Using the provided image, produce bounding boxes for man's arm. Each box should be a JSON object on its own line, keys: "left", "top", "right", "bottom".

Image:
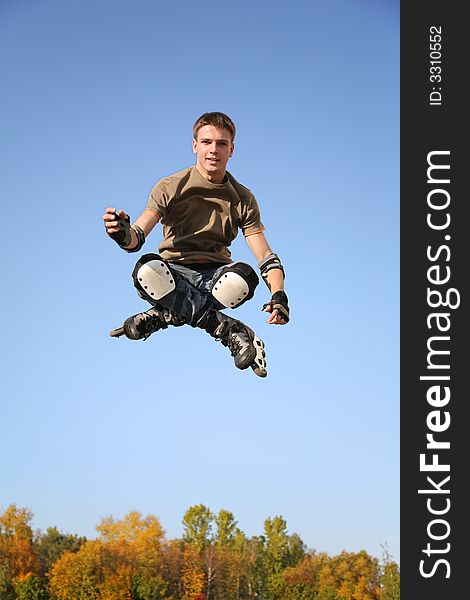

{"left": 245, "top": 231, "right": 289, "bottom": 325}
{"left": 103, "top": 207, "right": 160, "bottom": 250}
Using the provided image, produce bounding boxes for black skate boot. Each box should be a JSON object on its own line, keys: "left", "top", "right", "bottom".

{"left": 210, "top": 314, "right": 267, "bottom": 378}
{"left": 110, "top": 306, "right": 185, "bottom": 340}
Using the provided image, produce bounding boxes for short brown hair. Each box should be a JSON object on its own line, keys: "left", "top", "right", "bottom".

{"left": 193, "top": 112, "right": 236, "bottom": 142}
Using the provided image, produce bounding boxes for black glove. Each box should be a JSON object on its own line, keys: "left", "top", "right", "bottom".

{"left": 262, "top": 290, "right": 290, "bottom": 323}
{"left": 108, "top": 211, "right": 132, "bottom": 248}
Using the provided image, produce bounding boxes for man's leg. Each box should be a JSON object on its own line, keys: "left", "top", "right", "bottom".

{"left": 130, "top": 257, "right": 261, "bottom": 326}
{"left": 114, "top": 255, "right": 267, "bottom": 377}
{"left": 202, "top": 261, "right": 259, "bottom": 309}
{"left": 199, "top": 262, "right": 267, "bottom": 377}
{"left": 131, "top": 255, "right": 219, "bottom": 328}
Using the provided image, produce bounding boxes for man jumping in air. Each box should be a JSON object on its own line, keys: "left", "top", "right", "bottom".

{"left": 102, "top": 112, "right": 289, "bottom": 377}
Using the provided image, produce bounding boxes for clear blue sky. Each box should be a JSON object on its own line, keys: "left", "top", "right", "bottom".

{"left": 1, "top": 0, "right": 399, "bottom": 563}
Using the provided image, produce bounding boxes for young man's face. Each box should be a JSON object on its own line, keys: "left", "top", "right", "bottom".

{"left": 192, "top": 124, "right": 234, "bottom": 183}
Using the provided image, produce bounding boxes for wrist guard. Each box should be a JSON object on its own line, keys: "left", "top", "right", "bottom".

{"left": 258, "top": 253, "right": 285, "bottom": 287}
{"left": 108, "top": 212, "right": 145, "bottom": 252}
{"left": 125, "top": 225, "right": 145, "bottom": 253}
{"left": 108, "top": 212, "right": 131, "bottom": 247}
{"left": 262, "top": 290, "right": 290, "bottom": 323}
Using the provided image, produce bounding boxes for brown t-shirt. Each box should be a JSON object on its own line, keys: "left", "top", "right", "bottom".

{"left": 145, "top": 165, "right": 265, "bottom": 264}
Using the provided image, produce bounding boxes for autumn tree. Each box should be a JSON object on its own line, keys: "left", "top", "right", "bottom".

{"left": 48, "top": 540, "right": 104, "bottom": 599}
{"left": 181, "top": 545, "right": 206, "bottom": 600}
{"left": 49, "top": 512, "right": 167, "bottom": 600}
{"left": 161, "top": 539, "right": 184, "bottom": 599}
{"left": 213, "top": 527, "right": 257, "bottom": 600}
{"left": 49, "top": 539, "right": 137, "bottom": 599}
{"left": 0, "top": 506, "right": 34, "bottom": 541}
{"left": 0, "top": 504, "right": 39, "bottom": 597}
{"left": 283, "top": 552, "right": 324, "bottom": 599}
{"left": 207, "top": 512, "right": 239, "bottom": 600}
{"left": 182, "top": 505, "right": 218, "bottom": 599}
{"left": 332, "top": 550, "right": 381, "bottom": 600}
{"left": 97, "top": 510, "right": 165, "bottom": 576}
{"left": 204, "top": 509, "right": 238, "bottom": 600}
{"left": 2, "top": 503, "right": 394, "bottom": 600}
{"left": 97, "top": 510, "right": 167, "bottom": 599}
{"left": 34, "top": 526, "right": 86, "bottom": 578}
{"left": 282, "top": 550, "right": 382, "bottom": 600}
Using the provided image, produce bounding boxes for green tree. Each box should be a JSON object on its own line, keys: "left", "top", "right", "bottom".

{"left": 380, "top": 562, "right": 400, "bottom": 600}
{"left": 263, "top": 514, "right": 292, "bottom": 598}
{"left": 182, "top": 505, "right": 214, "bottom": 551}
{"left": 13, "top": 574, "right": 48, "bottom": 600}
{"left": 131, "top": 573, "right": 168, "bottom": 599}
{"left": 214, "top": 510, "right": 237, "bottom": 547}
{"left": 264, "top": 516, "right": 290, "bottom": 571}
{"left": 0, "top": 563, "right": 15, "bottom": 600}
{"left": 287, "top": 533, "right": 306, "bottom": 567}
{"left": 379, "top": 546, "right": 400, "bottom": 600}
{"left": 245, "top": 535, "right": 267, "bottom": 600}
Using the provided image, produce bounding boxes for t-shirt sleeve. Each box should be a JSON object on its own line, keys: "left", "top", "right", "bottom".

{"left": 145, "top": 177, "right": 172, "bottom": 220}
{"left": 241, "top": 190, "right": 265, "bottom": 236}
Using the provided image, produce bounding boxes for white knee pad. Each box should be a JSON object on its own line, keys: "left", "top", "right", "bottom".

{"left": 136, "top": 259, "right": 175, "bottom": 300}
{"left": 211, "top": 263, "right": 259, "bottom": 308}
{"left": 212, "top": 272, "right": 250, "bottom": 307}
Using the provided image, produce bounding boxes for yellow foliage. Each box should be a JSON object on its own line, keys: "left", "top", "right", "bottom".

{"left": 1, "top": 505, "right": 390, "bottom": 600}
{"left": 48, "top": 545, "right": 100, "bottom": 599}
{"left": 0, "top": 535, "right": 38, "bottom": 580}
{"left": 49, "top": 515, "right": 167, "bottom": 600}
{"left": 0, "top": 504, "right": 34, "bottom": 541}
{"left": 96, "top": 510, "right": 165, "bottom": 575}
{"left": 182, "top": 546, "right": 206, "bottom": 600}
{"left": 98, "top": 563, "right": 133, "bottom": 600}
{"left": 96, "top": 510, "right": 164, "bottom": 545}
{"left": 283, "top": 550, "right": 381, "bottom": 600}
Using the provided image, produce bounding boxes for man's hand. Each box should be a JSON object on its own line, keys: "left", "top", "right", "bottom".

{"left": 103, "top": 207, "right": 159, "bottom": 252}
{"left": 263, "top": 291, "right": 290, "bottom": 325}
{"left": 103, "top": 207, "right": 129, "bottom": 237}
{"left": 103, "top": 206, "right": 136, "bottom": 250}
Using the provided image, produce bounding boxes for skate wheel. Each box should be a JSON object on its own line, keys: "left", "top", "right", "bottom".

{"left": 109, "top": 326, "right": 125, "bottom": 338}
{"left": 251, "top": 336, "right": 267, "bottom": 377}
{"left": 252, "top": 363, "right": 268, "bottom": 378}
